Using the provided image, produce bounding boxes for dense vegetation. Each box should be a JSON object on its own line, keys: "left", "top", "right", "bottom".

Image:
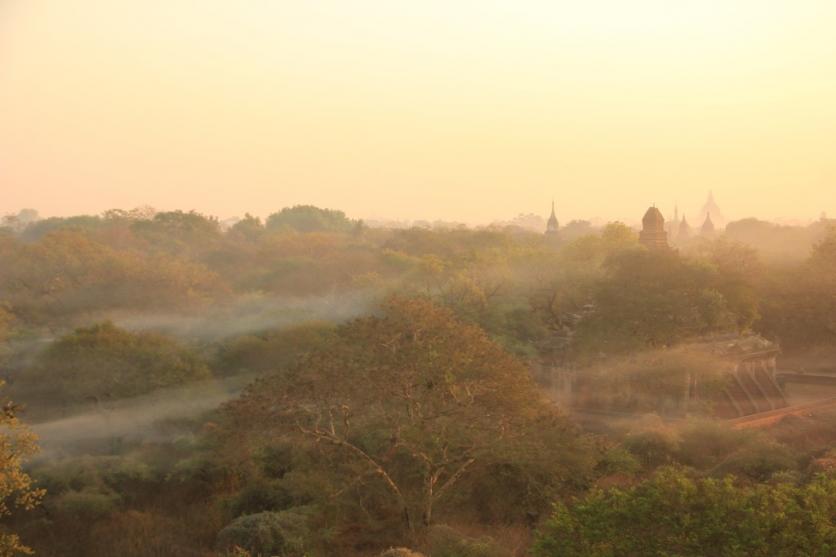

{"left": 0, "top": 206, "right": 834, "bottom": 556}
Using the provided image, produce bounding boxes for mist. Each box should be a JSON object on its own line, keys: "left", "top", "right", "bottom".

{"left": 109, "top": 289, "right": 377, "bottom": 341}
{"left": 1, "top": 1, "right": 835, "bottom": 553}
{"left": 30, "top": 375, "right": 253, "bottom": 459}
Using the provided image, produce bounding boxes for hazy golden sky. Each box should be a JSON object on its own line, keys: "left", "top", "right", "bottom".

{"left": 2, "top": 1, "right": 835, "bottom": 224}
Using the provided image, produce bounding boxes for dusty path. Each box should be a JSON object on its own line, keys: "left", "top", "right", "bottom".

{"left": 728, "top": 397, "right": 836, "bottom": 429}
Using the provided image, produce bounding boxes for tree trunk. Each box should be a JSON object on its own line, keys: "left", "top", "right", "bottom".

{"left": 423, "top": 476, "right": 435, "bottom": 526}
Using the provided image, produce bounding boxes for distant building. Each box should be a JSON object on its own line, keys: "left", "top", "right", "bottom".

{"left": 699, "top": 191, "right": 725, "bottom": 228}
{"left": 545, "top": 201, "right": 559, "bottom": 236}
{"left": 639, "top": 206, "right": 668, "bottom": 249}
{"left": 701, "top": 212, "right": 715, "bottom": 236}
{"left": 667, "top": 205, "right": 680, "bottom": 239}
{"left": 678, "top": 215, "right": 691, "bottom": 241}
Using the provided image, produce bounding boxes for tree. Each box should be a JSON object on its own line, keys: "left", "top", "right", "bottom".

{"left": 225, "top": 297, "right": 585, "bottom": 533}
{"left": 16, "top": 322, "right": 211, "bottom": 408}
{"left": 699, "top": 238, "right": 761, "bottom": 330}
{"left": 213, "top": 322, "right": 335, "bottom": 376}
{"left": 266, "top": 206, "right": 358, "bottom": 233}
{"left": 811, "top": 224, "right": 836, "bottom": 269}
{"left": 0, "top": 307, "right": 12, "bottom": 347}
{"left": 0, "top": 229, "right": 226, "bottom": 322}
{"left": 533, "top": 467, "right": 836, "bottom": 557}
{"left": 757, "top": 225, "right": 836, "bottom": 347}
{"left": 574, "top": 249, "right": 736, "bottom": 354}
{"left": 0, "top": 382, "right": 44, "bottom": 556}
{"left": 227, "top": 214, "right": 265, "bottom": 242}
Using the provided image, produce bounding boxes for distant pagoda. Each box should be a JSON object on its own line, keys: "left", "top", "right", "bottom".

{"left": 678, "top": 215, "right": 691, "bottom": 241}
{"left": 701, "top": 212, "right": 715, "bottom": 236}
{"left": 545, "top": 200, "right": 559, "bottom": 236}
{"left": 699, "top": 191, "right": 725, "bottom": 228}
{"left": 639, "top": 206, "right": 668, "bottom": 249}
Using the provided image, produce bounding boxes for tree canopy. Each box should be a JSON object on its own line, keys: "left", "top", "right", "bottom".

{"left": 225, "top": 297, "right": 594, "bottom": 533}
{"left": 15, "top": 322, "right": 211, "bottom": 409}
{"left": 534, "top": 467, "right": 836, "bottom": 557}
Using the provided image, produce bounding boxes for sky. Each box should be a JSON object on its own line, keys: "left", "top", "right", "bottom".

{"left": 2, "top": 1, "right": 835, "bottom": 225}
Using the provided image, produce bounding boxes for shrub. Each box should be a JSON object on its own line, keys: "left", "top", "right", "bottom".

{"left": 622, "top": 424, "right": 679, "bottom": 468}
{"left": 17, "top": 322, "right": 211, "bottom": 409}
{"left": 50, "top": 488, "right": 120, "bottom": 521}
{"left": 425, "top": 525, "right": 504, "bottom": 557}
{"left": 533, "top": 468, "right": 836, "bottom": 557}
{"left": 225, "top": 480, "right": 293, "bottom": 518}
{"left": 216, "top": 508, "right": 310, "bottom": 557}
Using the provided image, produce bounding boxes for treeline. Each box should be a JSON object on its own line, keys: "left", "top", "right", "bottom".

{"left": 2, "top": 205, "right": 836, "bottom": 418}
{"left": 1, "top": 206, "right": 834, "bottom": 346}
{"left": 0, "top": 205, "right": 835, "bottom": 555}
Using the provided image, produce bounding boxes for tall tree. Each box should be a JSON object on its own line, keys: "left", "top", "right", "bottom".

{"left": 0, "top": 382, "right": 43, "bottom": 556}
{"left": 225, "top": 297, "right": 585, "bottom": 532}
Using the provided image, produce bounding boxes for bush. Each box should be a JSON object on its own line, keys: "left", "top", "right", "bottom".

{"left": 50, "top": 488, "right": 120, "bottom": 521}
{"left": 425, "top": 525, "right": 504, "bottom": 557}
{"left": 595, "top": 447, "right": 642, "bottom": 476}
{"left": 213, "top": 323, "right": 334, "bottom": 376}
{"left": 674, "top": 420, "right": 749, "bottom": 470}
{"left": 714, "top": 438, "right": 797, "bottom": 481}
{"left": 216, "top": 509, "right": 310, "bottom": 557}
{"left": 225, "top": 480, "right": 293, "bottom": 518}
{"left": 622, "top": 423, "right": 679, "bottom": 468}
{"left": 675, "top": 420, "right": 797, "bottom": 479}
{"left": 533, "top": 468, "right": 836, "bottom": 557}
{"left": 17, "top": 322, "right": 211, "bottom": 409}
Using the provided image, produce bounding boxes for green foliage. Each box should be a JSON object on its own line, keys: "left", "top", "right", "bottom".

{"left": 21, "top": 215, "right": 104, "bottom": 241}
{"left": 594, "top": 446, "right": 642, "bottom": 476}
{"left": 622, "top": 426, "right": 680, "bottom": 468}
{"left": 50, "top": 488, "right": 120, "bottom": 521}
{"left": 425, "top": 525, "right": 504, "bottom": 557}
{"left": 225, "top": 297, "right": 595, "bottom": 543}
{"left": 266, "top": 205, "right": 359, "bottom": 233}
{"left": 228, "top": 214, "right": 265, "bottom": 242}
{"left": 215, "top": 508, "right": 310, "bottom": 557}
{"left": 533, "top": 468, "right": 836, "bottom": 557}
{"left": 575, "top": 249, "right": 736, "bottom": 354}
{"left": 757, "top": 225, "right": 836, "bottom": 347}
{"left": 4, "top": 206, "right": 836, "bottom": 556}
{"left": 614, "top": 419, "right": 800, "bottom": 479}
{"left": 713, "top": 438, "right": 797, "bottom": 481}
{"left": 213, "top": 322, "right": 335, "bottom": 376}
{"left": 225, "top": 480, "right": 294, "bottom": 518}
{"left": 16, "top": 322, "right": 211, "bottom": 407}
{"left": 673, "top": 420, "right": 751, "bottom": 470}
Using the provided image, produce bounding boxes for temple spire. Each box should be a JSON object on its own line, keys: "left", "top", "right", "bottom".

{"left": 545, "top": 199, "right": 559, "bottom": 236}
{"left": 639, "top": 205, "right": 668, "bottom": 249}
{"left": 701, "top": 211, "right": 715, "bottom": 235}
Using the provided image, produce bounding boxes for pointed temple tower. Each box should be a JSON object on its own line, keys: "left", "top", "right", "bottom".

{"left": 667, "top": 204, "right": 680, "bottom": 240}
{"left": 699, "top": 191, "right": 725, "bottom": 228}
{"left": 678, "top": 215, "right": 691, "bottom": 241}
{"left": 639, "top": 206, "right": 668, "bottom": 249}
{"left": 701, "top": 212, "right": 715, "bottom": 236}
{"left": 545, "top": 201, "right": 559, "bottom": 236}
